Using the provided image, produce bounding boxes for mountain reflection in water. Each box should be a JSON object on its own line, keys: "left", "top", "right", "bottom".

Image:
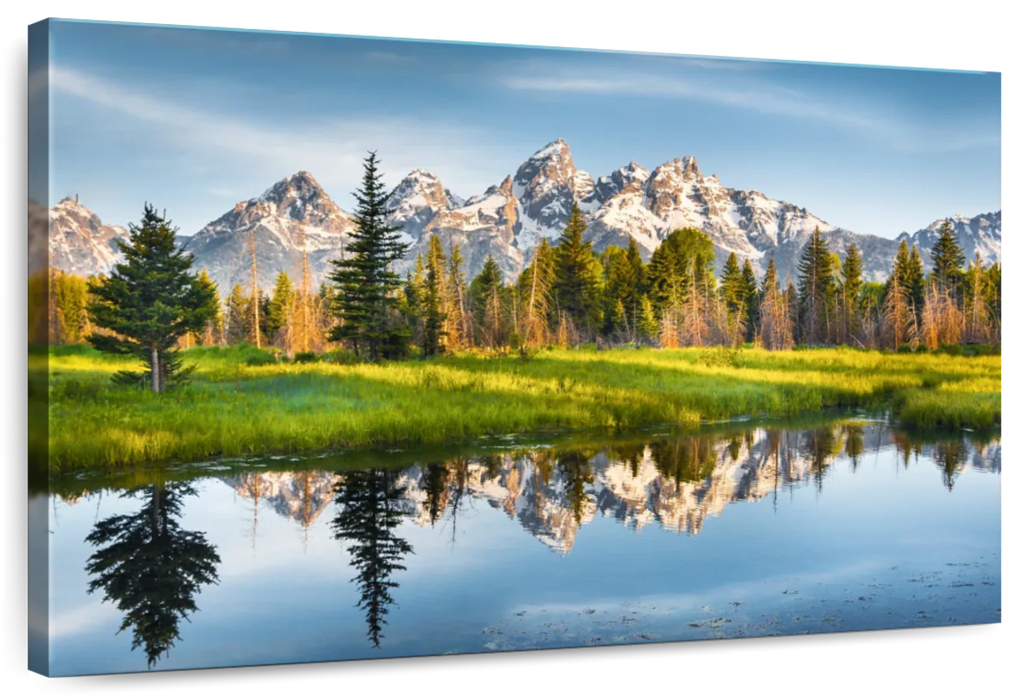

{"left": 46, "top": 420, "right": 1000, "bottom": 675}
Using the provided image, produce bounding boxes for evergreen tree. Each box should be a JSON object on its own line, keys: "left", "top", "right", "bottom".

{"left": 796, "top": 227, "right": 835, "bottom": 345}
{"left": 888, "top": 241, "right": 910, "bottom": 287}
{"left": 402, "top": 257, "right": 426, "bottom": 354}
{"left": 740, "top": 259, "right": 760, "bottom": 342}
{"left": 553, "top": 202, "right": 601, "bottom": 340}
{"left": 623, "top": 238, "right": 648, "bottom": 341}
{"left": 196, "top": 270, "right": 223, "bottom": 345}
{"left": 720, "top": 253, "right": 744, "bottom": 319}
{"left": 327, "top": 152, "right": 410, "bottom": 360}
{"left": 88, "top": 204, "right": 217, "bottom": 391}
{"left": 600, "top": 246, "right": 635, "bottom": 341}
{"left": 469, "top": 255, "right": 507, "bottom": 349}
{"left": 625, "top": 238, "right": 647, "bottom": 298}
{"left": 421, "top": 237, "right": 448, "bottom": 356}
{"left": 636, "top": 296, "right": 659, "bottom": 346}
{"left": 646, "top": 227, "right": 715, "bottom": 313}
{"left": 266, "top": 271, "right": 294, "bottom": 348}
{"left": 225, "top": 284, "right": 250, "bottom": 345}
{"left": 841, "top": 244, "right": 863, "bottom": 344}
{"left": 930, "top": 221, "right": 966, "bottom": 293}
{"left": 902, "top": 247, "right": 927, "bottom": 323}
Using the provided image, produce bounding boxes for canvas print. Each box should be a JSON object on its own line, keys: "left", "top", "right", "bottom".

{"left": 27, "top": 18, "right": 1001, "bottom": 677}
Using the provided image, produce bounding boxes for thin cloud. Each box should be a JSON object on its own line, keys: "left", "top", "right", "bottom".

{"left": 361, "top": 50, "right": 417, "bottom": 63}
{"left": 206, "top": 186, "right": 243, "bottom": 199}
{"left": 502, "top": 71, "right": 997, "bottom": 154}
{"left": 50, "top": 66, "right": 515, "bottom": 211}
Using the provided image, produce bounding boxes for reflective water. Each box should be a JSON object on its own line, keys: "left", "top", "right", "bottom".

{"left": 40, "top": 419, "right": 1001, "bottom": 676}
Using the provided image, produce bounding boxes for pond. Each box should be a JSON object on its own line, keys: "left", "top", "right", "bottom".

{"left": 36, "top": 417, "right": 1001, "bottom": 676}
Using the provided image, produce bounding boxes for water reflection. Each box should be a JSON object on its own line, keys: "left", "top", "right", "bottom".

{"left": 331, "top": 469, "right": 414, "bottom": 647}
{"left": 84, "top": 483, "right": 220, "bottom": 668}
{"left": 66, "top": 420, "right": 999, "bottom": 670}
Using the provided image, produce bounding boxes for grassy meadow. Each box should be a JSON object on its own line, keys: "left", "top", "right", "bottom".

{"left": 39, "top": 342, "right": 1000, "bottom": 472}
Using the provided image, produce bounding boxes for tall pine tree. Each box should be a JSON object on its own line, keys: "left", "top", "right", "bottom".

{"left": 196, "top": 270, "right": 224, "bottom": 346}
{"left": 328, "top": 152, "right": 409, "bottom": 360}
{"left": 902, "top": 247, "right": 926, "bottom": 323}
{"left": 421, "top": 236, "right": 448, "bottom": 356}
{"left": 796, "top": 227, "right": 835, "bottom": 345}
{"left": 225, "top": 284, "right": 249, "bottom": 345}
{"left": 469, "top": 255, "right": 507, "bottom": 349}
{"left": 720, "top": 253, "right": 744, "bottom": 319}
{"left": 553, "top": 202, "right": 601, "bottom": 340}
{"left": 740, "top": 260, "right": 760, "bottom": 343}
{"left": 930, "top": 221, "right": 966, "bottom": 293}
{"left": 266, "top": 271, "right": 294, "bottom": 348}
{"left": 841, "top": 244, "right": 863, "bottom": 344}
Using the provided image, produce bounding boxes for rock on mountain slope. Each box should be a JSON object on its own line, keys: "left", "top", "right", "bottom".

{"left": 48, "top": 197, "right": 127, "bottom": 277}
{"left": 183, "top": 171, "right": 355, "bottom": 295}
{"left": 46, "top": 140, "right": 1001, "bottom": 292}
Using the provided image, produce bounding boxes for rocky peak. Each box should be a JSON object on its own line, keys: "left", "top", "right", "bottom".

{"left": 513, "top": 139, "right": 584, "bottom": 232}
{"left": 48, "top": 198, "right": 127, "bottom": 276}
{"left": 594, "top": 161, "right": 652, "bottom": 202}
{"left": 683, "top": 155, "right": 701, "bottom": 179}
{"left": 388, "top": 170, "right": 449, "bottom": 208}
{"left": 257, "top": 171, "right": 340, "bottom": 225}
{"left": 514, "top": 140, "right": 578, "bottom": 188}
{"left": 51, "top": 196, "right": 120, "bottom": 237}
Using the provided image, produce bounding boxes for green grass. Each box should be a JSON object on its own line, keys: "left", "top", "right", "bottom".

{"left": 44, "top": 343, "right": 1000, "bottom": 471}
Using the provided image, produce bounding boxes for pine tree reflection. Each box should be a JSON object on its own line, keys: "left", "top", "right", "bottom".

{"left": 84, "top": 483, "right": 220, "bottom": 669}
{"left": 331, "top": 469, "right": 414, "bottom": 647}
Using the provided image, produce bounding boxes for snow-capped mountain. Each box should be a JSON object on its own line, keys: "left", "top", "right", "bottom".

{"left": 45, "top": 140, "right": 1001, "bottom": 291}
{"left": 385, "top": 169, "right": 463, "bottom": 243}
{"left": 48, "top": 196, "right": 127, "bottom": 277}
{"left": 898, "top": 212, "right": 1002, "bottom": 268}
{"left": 183, "top": 171, "right": 355, "bottom": 295}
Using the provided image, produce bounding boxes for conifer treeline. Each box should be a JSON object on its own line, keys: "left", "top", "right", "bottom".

{"left": 50, "top": 214, "right": 1000, "bottom": 356}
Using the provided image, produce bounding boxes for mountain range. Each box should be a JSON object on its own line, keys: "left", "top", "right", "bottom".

{"left": 46, "top": 139, "right": 1001, "bottom": 293}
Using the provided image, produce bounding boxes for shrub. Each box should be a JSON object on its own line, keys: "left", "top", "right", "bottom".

{"left": 51, "top": 377, "right": 106, "bottom": 402}
{"left": 325, "top": 348, "right": 361, "bottom": 365}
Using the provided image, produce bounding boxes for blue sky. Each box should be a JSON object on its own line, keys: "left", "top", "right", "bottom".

{"left": 44, "top": 19, "right": 1001, "bottom": 238}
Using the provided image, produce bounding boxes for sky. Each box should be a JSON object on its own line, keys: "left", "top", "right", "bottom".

{"left": 42, "top": 19, "right": 1001, "bottom": 239}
